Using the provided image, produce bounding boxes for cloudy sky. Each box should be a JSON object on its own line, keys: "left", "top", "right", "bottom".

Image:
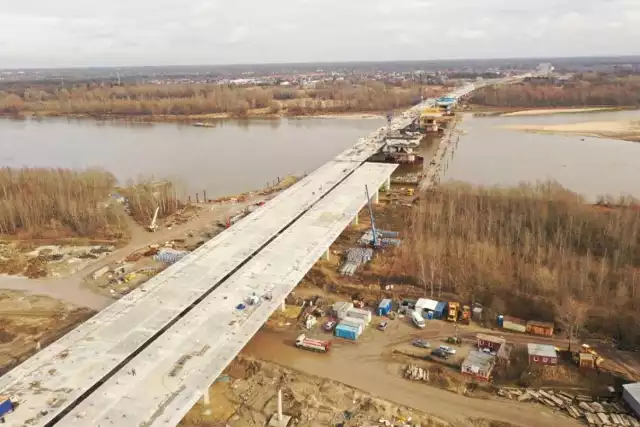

{"left": 1, "top": 0, "right": 639, "bottom": 68}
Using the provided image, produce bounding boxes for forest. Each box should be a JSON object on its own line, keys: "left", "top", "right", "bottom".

{"left": 470, "top": 74, "right": 640, "bottom": 107}
{"left": 0, "top": 81, "right": 441, "bottom": 118}
{"left": 405, "top": 182, "right": 640, "bottom": 346}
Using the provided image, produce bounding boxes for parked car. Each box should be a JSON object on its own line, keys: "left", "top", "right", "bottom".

{"left": 447, "top": 336, "right": 462, "bottom": 344}
{"left": 378, "top": 321, "right": 388, "bottom": 331}
{"left": 323, "top": 320, "right": 336, "bottom": 332}
{"left": 412, "top": 339, "right": 431, "bottom": 349}
{"left": 481, "top": 347, "right": 497, "bottom": 356}
{"left": 431, "top": 348, "right": 449, "bottom": 359}
{"left": 439, "top": 345, "right": 457, "bottom": 355}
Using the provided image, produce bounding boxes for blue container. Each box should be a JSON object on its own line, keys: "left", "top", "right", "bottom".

{"left": 377, "top": 299, "right": 392, "bottom": 316}
{"left": 434, "top": 301, "right": 447, "bottom": 319}
{"left": 426, "top": 310, "right": 434, "bottom": 320}
{"left": 335, "top": 323, "right": 359, "bottom": 341}
{"left": 0, "top": 398, "right": 13, "bottom": 418}
{"left": 497, "top": 315, "right": 504, "bottom": 328}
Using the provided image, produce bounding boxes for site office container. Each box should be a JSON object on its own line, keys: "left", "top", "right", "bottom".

{"left": 502, "top": 316, "right": 526, "bottom": 333}
{"left": 346, "top": 308, "right": 372, "bottom": 324}
{"left": 526, "top": 321, "right": 554, "bottom": 337}
{"left": 377, "top": 299, "right": 392, "bottom": 316}
{"left": 339, "top": 317, "right": 365, "bottom": 334}
{"left": 434, "top": 301, "right": 447, "bottom": 319}
{"left": 335, "top": 324, "right": 360, "bottom": 341}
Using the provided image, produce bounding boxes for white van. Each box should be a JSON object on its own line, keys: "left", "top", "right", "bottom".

{"left": 411, "top": 311, "right": 426, "bottom": 329}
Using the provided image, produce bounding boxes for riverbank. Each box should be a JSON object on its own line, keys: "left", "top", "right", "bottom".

{"left": 1, "top": 109, "right": 389, "bottom": 124}
{"left": 502, "top": 119, "right": 640, "bottom": 142}
{"left": 471, "top": 106, "right": 626, "bottom": 117}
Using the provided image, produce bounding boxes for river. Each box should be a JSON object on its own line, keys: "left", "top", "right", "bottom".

{"left": 445, "top": 110, "right": 640, "bottom": 200}
{"left": 0, "top": 116, "right": 385, "bottom": 198}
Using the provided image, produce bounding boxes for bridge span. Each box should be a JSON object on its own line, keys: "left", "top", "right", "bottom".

{"left": 0, "top": 77, "right": 520, "bottom": 426}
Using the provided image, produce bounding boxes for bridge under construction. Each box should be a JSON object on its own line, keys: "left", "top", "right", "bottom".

{"left": 0, "top": 76, "right": 524, "bottom": 427}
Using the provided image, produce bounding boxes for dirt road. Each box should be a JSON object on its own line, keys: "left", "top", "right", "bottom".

{"left": 243, "top": 329, "right": 581, "bottom": 427}
{"left": 0, "top": 198, "right": 262, "bottom": 310}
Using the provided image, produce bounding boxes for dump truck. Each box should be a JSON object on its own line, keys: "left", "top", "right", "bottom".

{"left": 447, "top": 302, "right": 459, "bottom": 322}
{"left": 295, "top": 334, "right": 331, "bottom": 353}
{"left": 460, "top": 305, "right": 471, "bottom": 324}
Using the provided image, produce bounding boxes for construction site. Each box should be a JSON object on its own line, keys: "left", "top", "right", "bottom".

{"left": 2, "top": 73, "right": 640, "bottom": 427}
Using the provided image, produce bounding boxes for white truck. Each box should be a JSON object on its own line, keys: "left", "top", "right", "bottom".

{"left": 411, "top": 311, "right": 426, "bottom": 329}
{"left": 295, "top": 334, "right": 331, "bottom": 353}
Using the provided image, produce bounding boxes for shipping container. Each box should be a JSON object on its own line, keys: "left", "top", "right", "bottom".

{"left": 502, "top": 316, "right": 526, "bottom": 333}
{"left": 434, "top": 301, "right": 447, "bottom": 319}
{"left": 377, "top": 299, "right": 392, "bottom": 316}
{"left": 339, "top": 317, "right": 365, "bottom": 334}
{"left": 346, "top": 308, "right": 372, "bottom": 324}
{"left": 0, "top": 397, "right": 13, "bottom": 419}
{"left": 335, "top": 324, "right": 359, "bottom": 341}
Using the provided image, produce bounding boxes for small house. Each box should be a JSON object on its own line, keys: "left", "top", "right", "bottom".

{"left": 526, "top": 320, "right": 554, "bottom": 337}
{"left": 461, "top": 351, "right": 495, "bottom": 381}
{"left": 477, "top": 334, "right": 505, "bottom": 351}
{"left": 527, "top": 344, "right": 558, "bottom": 366}
{"left": 377, "top": 299, "right": 392, "bottom": 316}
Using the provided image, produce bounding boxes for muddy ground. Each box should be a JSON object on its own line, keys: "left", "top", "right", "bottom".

{"left": 0, "top": 290, "right": 93, "bottom": 375}
{"left": 180, "top": 356, "right": 507, "bottom": 427}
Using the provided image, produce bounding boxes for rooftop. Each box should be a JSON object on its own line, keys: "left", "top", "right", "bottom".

{"left": 476, "top": 334, "right": 506, "bottom": 345}
{"left": 623, "top": 383, "right": 640, "bottom": 402}
{"left": 527, "top": 343, "right": 557, "bottom": 358}
{"left": 462, "top": 351, "right": 496, "bottom": 371}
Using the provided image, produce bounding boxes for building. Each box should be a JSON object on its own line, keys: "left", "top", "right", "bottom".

{"left": 526, "top": 320, "right": 554, "bottom": 337}
{"left": 415, "top": 298, "right": 438, "bottom": 317}
{"left": 527, "top": 344, "right": 558, "bottom": 366}
{"left": 477, "top": 334, "right": 506, "bottom": 351}
{"left": 461, "top": 351, "right": 496, "bottom": 381}
{"left": 622, "top": 383, "right": 640, "bottom": 418}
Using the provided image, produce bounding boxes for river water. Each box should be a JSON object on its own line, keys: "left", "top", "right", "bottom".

{"left": 0, "top": 117, "right": 385, "bottom": 198}
{"left": 3, "top": 110, "right": 640, "bottom": 201}
{"left": 445, "top": 110, "right": 640, "bottom": 200}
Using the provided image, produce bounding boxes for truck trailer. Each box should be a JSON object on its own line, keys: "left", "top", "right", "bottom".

{"left": 295, "top": 334, "right": 331, "bottom": 353}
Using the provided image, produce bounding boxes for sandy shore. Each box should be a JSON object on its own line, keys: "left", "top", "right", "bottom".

{"left": 501, "top": 107, "right": 619, "bottom": 117}
{"left": 502, "top": 120, "right": 640, "bottom": 142}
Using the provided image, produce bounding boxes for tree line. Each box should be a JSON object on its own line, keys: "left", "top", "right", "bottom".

{"left": 0, "top": 81, "right": 436, "bottom": 117}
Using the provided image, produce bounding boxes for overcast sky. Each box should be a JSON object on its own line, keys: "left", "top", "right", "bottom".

{"left": 1, "top": 0, "right": 639, "bottom": 68}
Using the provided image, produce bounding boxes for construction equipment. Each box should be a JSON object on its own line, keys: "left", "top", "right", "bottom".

{"left": 295, "top": 334, "right": 331, "bottom": 353}
{"left": 147, "top": 206, "right": 160, "bottom": 232}
{"left": 364, "top": 185, "right": 378, "bottom": 247}
{"left": 460, "top": 305, "right": 471, "bottom": 324}
{"left": 447, "top": 302, "right": 460, "bottom": 322}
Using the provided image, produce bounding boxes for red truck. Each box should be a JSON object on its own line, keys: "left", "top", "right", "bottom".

{"left": 295, "top": 334, "right": 331, "bottom": 353}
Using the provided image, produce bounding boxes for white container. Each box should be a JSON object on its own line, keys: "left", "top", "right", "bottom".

{"left": 346, "top": 308, "right": 372, "bottom": 324}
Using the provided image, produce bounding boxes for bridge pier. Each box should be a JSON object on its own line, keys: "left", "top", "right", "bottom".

{"left": 201, "top": 389, "right": 211, "bottom": 415}
{"left": 383, "top": 177, "right": 391, "bottom": 191}
{"left": 373, "top": 191, "right": 379, "bottom": 204}
{"left": 323, "top": 248, "right": 331, "bottom": 261}
{"left": 281, "top": 300, "right": 286, "bottom": 312}
{"left": 352, "top": 215, "right": 359, "bottom": 226}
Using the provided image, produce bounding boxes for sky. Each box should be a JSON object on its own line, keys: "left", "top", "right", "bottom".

{"left": 1, "top": 0, "right": 640, "bottom": 68}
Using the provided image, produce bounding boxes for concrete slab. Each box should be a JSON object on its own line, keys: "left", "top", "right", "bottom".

{"left": 268, "top": 414, "right": 292, "bottom": 427}
{"left": 57, "top": 163, "right": 398, "bottom": 427}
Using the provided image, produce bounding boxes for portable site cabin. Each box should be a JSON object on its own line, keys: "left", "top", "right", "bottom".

{"left": 332, "top": 301, "right": 354, "bottom": 320}
{"left": 501, "top": 315, "right": 527, "bottom": 333}
{"left": 340, "top": 316, "right": 366, "bottom": 334}
{"left": 377, "top": 299, "right": 392, "bottom": 316}
{"left": 415, "top": 298, "right": 438, "bottom": 318}
{"left": 347, "top": 308, "right": 372, "bottom": 324}
{"left": 526, "top": 320, "right": 554, "bottom": 337}
{"left": 434, "top": 301, "right": 447, "bottom": 319}
{"left": 335, "top": 324, "right": 360, "bottom": 341}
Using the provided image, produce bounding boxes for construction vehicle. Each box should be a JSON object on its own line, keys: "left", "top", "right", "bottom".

{"left": 573, "top": 344, "right": 604, "bottom": 368}
{"left": 447, "top": 302, "right": 460, "bottom": 322}
{"left": 147, "top": 206, "right": 160, "bottom": 232}
{"left": 364, "top": 185, "right": 379, "bottom": 248}
{"left": 295, "top": 334, "right": 331, "bottom": 353}
{"left": 460, "top": 305, "right": 471, "bottom": 324}
{"left": 406, "top": 188, "right": 414, "bottom": 196}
